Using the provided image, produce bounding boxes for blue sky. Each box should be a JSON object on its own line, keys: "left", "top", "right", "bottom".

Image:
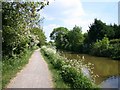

{"left": 40, "top": 0, "right": 119, "bottom": 41}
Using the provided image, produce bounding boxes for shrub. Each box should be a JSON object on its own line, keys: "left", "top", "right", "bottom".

{"left": 54, "top": 58, "right": 65, "bottom": 70}
{"left": 41, "top": 46, "right": 98, "bottom": 89}
{"left": 61, "top": 65, "right": 96, "bottom": 88}
{"left": 61, "top": 65, "right": 77, "bottom": 84}
{"left": 90, "top": 37, "right": 120, "bottom": 60}
{"left": 2, "top": 49, "right": 33, "bottom": 89}
{"left": 110, "top": 43, "right": 120, "bottom": 59}
{"left": 91, "top": 37, "right": 109, "bottom": 56}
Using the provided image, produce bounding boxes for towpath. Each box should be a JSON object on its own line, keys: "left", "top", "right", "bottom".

{"left": 7, "top": 49, "right": 53, "bottom": 88}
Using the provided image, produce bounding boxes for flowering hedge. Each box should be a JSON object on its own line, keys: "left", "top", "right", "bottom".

{"left": 41, "top": 46, "right": 98, "bottom": 89}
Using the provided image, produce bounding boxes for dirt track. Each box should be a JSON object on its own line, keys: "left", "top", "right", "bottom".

{"left": 7, "top": 49, "right": 53, "bottom": 88}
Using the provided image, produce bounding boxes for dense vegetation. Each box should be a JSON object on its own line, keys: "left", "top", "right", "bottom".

{"left": 2, "top": 1, "right": 120, "bottom": 89}
{"left": 41, "top": 46, "right": 98, "bottom": 89}
{"left": 41, "top": 47, "right": 70, "bottom": 88}
{"left": 2, "top": 2, "right": 48, "bottom": 89}
{"left": 2, "top": 2, "right": 47, "bottom": 57}
{"left": 2, "top": 49, "right": 33, "bottom": 89}
{"left": 50, "top": 19, "right": 120, "bottom": 60}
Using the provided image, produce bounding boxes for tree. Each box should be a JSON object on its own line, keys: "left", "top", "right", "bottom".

{"left": 91, "top": 36, "right": 110, "bottom": 56}
{"left": 2, "top": 2, "right": 48, "bottom": 57}
{"left": 67, "top": 26, "right": 84, "bottom": 52}
{"left": 83, "top": 33, "right": 89, "bottom": 53}
{"left": 50, "top": 27, "right": 68, "bottom": 49}
{"left": 50, "top": 26, "right": 84, "bottom": 52}
{"left": 30, "top": 27, "right": 46, "bottom": 47}
{"left": 112, "top": 24, "right": 120, "bottom": 39}
{"left": 87, "top": 19, "right": 115, "bottom": 44}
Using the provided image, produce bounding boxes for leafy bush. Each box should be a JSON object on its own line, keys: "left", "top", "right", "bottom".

{"left": 61, "top": 65, "right": 77, "bottom": 84}
{"left": 110, "top": 43, "right": 120, "bottom": 59}
{"left": 90, "top": 37, "right": 120, "bottom": 60}
{"left": 54, "top": 58, "right": 65, "bottom": 69}
{"left": 2, "top": 2, "right": 47, "bottom": 57}
{"left": 41, "top": 46, "right": 98, "bottom": 89}
{"left": 2, "top": 48, "right": 33, "bottom": 89}
{"left": 61, "top": 65, "right": 96, "bottom": 88}
{"left": 90, "top": 37, "right": 109, "bottom": 56}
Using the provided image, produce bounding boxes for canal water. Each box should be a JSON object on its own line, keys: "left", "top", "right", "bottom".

{"left": 60, "top": 51, "right": 120, "bottom": 88}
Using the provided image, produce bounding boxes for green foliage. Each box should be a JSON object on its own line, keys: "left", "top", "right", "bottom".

{"left": 50, "top": 27, "right": 69, "bottom": 49}
{"left": 83, "top": 33, "right": 90, "bottom": 53}
{"left": 87, "top": 19, "right": 120, "bottom": 59}
{"left": 91, "top": 37, "right": 110, "bottom": 56}
{"left": 50, "top": 25, "right": 84, "bottom": 52}
{"left": 67, "top": 26, "right": 84, "bottom": 52}
{"left": 110, "top": 43, "right": 120, "bottom": 59}
{"left": 50, "top": 19, "right": 120, "bottom": 60}
{"left": 61, "top": 65, "right": 79, "bottom": 85}
{"left": 30, "top": 27, "right": 46, "bottom": 47}
{"left": 91, "top": 37, "right": 120, "bottom": 59}
{"left": 41, "top": 49, "right": 69, "bottom": 88}
{"left": 41, "top": 46, "right": 98, "bottom": 89}
{"left": 2, "top": 2, "right": 47, "bottom": 57}
{"left": 47, "top": 41, "right": 55, "bottom": 46}
{"left": 87, "top": 19, "right": 115, "bottom": 44}
{"left": 2, "top": 49, "right": 33, "bottom": 89}
{"left": 112, "top": 24, "right": 120, "bottom": 39}
{"left": 3, "top": 26, "right": 30, "bottom": 56}
{"left": 2, "top": 2, "right": 48, "bottom": 89}
{"left": 110, "top": 39, "right": 120, "bottom": 44}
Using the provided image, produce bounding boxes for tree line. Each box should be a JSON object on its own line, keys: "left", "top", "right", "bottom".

{"left": 50, "top": 19, "right": 120, "bottom": 60}
{"left": 2, "top": 2, "right": 48, "bottom": 58}
{"left": 2, "top": 2, "right": 49, "bottom": 88}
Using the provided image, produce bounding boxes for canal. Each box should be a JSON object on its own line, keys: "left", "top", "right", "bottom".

{"left": 60, "top": 51, "right": 120, "bottom": 88}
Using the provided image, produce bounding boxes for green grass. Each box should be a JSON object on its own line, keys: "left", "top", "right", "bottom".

{"left": 40, "top": 49, "right": 70, "bottom": 88}
{"left": 2, "top": 49, "right": 34, "bottom": 89}
{"left": 0, "top": 60, "right": 2, "bottom": 90}
{"left": 41, "top": 46, "right": 99, "bottom": 89}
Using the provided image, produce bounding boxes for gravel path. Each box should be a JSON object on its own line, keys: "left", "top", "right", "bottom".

{"left": 7, "top": 49, "right": 53, "bottom": 88}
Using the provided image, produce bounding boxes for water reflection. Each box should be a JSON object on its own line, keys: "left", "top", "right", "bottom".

{"left": 100, "top": 76, "right": 120, "bottom": 88}
{"left": 60, "top": 51, "right": 120, "bottom": 85}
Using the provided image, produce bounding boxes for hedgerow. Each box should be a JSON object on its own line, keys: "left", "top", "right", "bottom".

{"left": 41, "top": 46, "right": 99, "bottom": 89}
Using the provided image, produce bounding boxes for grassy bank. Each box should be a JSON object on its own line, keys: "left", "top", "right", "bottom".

{"left": 2, "top": 48, "right": 34, "bottom": 89}
{"left": 41, "top": 46, "right": 99, "bottom": 89}
{"left": 41, "top": 49, "right": 69, "bottom": 88}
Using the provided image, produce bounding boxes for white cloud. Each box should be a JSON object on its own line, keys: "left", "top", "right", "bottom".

{"left": 57, "top": 0, "right": 85, "bottom": 17}
{"left": 42, "top": 0, "right": 117, "bottom": 41}
{"left": 43, "top": 24, "right": 60, "bottom": 41}
{"left": 62, "top": 16, "right": 94, "bottom": 33}
{"left": 42, "top": 0, "right": 86, "bottom": 41}
{"left": 57, "top": 0, "right": 82, "bottom": 9}
{"left": 44, "top": 24, "right": 60, "bottom": 30}
{"left": 43, "top": 0, "right": 85, "bottom": 18}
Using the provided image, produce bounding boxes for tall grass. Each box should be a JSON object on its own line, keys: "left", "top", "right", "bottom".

{"left": 41, "top": 46, "right": 99, "bottom": 89}
{"left": 41, "top": 50, "right": 69, "bottom": 88}
{"left": 2, "top": 48, "right": 34, "bottom": 89}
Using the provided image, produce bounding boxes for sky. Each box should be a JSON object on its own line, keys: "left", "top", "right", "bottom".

{"left": 40, "top": 0, "right": 119, "bottom": 41}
